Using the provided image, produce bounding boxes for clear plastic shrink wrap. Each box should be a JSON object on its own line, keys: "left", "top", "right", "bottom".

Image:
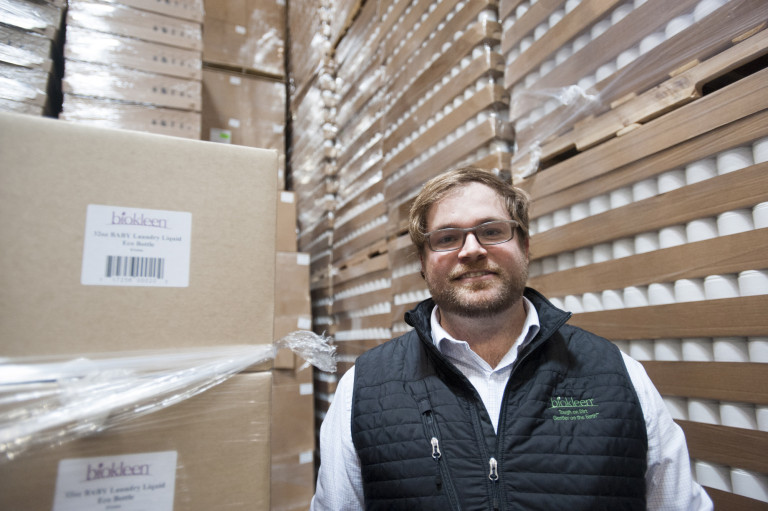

{"left": 64, "top": 26, "right": 203, "bottom": 80}
{"left": 66, "top": 0, "right": 203, "bottom": 51}
{"left": 0, "top": 61, "right": 48, "bottom": 103}
{"left": 506, "top": 0, "right": 768, "bottom": 178}
{"left": 0, "top": 331, "right": 335, "bottom": 463}
{"left": 201, "top": 0, "right": 284, "bottom": 77}
{"left": 0, "top": 0, "right": 62, "bottom": 113}
{"left": 0, "top": 0, "right": 63, "bottom": 36}
{"left": 0, "top": 24, "right": 52, "bottom": 70}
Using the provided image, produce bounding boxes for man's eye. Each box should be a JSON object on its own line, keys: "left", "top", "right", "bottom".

{"left": 435, "top": 232, "right": 459, "bottom": 245}
{"left": 480, "top": 228, "right": 502, "bottom": 236}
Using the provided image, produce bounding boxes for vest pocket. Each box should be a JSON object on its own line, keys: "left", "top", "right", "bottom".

{"left": 419, "top": 399, "right": 462, "bottom": 510}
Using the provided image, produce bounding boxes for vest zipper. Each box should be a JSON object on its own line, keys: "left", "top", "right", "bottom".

{"left": 489, "top": 457, "right": 500, "bottom": 510}
{"left": 468, "top": 402, "right": 503, "bottom": 511}
{"left": 423, "top": 409, "right": 461, "bottom": 510}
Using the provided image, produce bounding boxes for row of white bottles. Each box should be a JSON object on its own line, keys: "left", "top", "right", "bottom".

{"left": 661, "top": 395, "right": 767, "bottom": 431}
{"left": 531, "top": 138, "right": 767, "bottom": 238}
{"left": 693, "top": 460, "right": 768, "bottom": 502}
{"left": 531, "top": 204, "right": 767, "bottom": 277}
{"left": 613, "top": 337, "right": 768, "bottom": 363}
{"left": 548, "top": 270, "right": 768, "bottom": 313}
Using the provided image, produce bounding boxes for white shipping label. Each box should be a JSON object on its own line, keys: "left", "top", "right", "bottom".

{"left": 52, "top": 451, "right": 178, "bottom": 511}
{"left": 81, "top": 205, "right": 192, "bottom": 287}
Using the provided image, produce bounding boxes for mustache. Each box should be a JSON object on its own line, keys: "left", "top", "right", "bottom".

{"left": 448, "top": 263, "right": 502, "bottom": 280}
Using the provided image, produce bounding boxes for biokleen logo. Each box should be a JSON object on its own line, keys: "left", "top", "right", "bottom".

{"left": 549, "top": 395, "right": 600, "bottom": 421}
{"left": 112, "top": 211, "right": 168, "bottom": 229}
{"left": 85, "top": 460, "right": 151, "bottom": 481}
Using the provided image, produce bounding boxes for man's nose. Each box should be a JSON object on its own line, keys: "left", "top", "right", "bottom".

{"left": 458, "top": 232, "right": 487, "bottom": 258}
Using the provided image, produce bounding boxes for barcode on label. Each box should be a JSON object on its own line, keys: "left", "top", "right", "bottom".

{"left": 106, "top": 256, "right": 165, "bottom": 279}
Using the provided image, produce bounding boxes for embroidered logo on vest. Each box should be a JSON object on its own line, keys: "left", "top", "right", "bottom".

{"left": 549, "top": 395, "right": 600, "bottom": 421}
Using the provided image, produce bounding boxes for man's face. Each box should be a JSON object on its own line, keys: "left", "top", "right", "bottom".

{"left": 420, "top": 182, "right": 529, "bottom": 318}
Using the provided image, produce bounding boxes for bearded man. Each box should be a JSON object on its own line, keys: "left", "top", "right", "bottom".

{"left": 311, "top": 167, "right": 712, "bottom": 510}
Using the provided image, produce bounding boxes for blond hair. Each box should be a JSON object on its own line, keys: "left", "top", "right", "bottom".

{"left": 408, "top": 167, "right": 530, "bottom": 254}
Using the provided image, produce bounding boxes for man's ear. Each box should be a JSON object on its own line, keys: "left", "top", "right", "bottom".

{"left": 419, "top": 253, "right": 426, "bottom": 279}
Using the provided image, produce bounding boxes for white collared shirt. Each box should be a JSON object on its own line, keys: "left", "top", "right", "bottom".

{"left": 311, "top": 301, "right": 713, "bottom": 510}
{"left": 431, "top": 297, "right": 540, "bottom": 432}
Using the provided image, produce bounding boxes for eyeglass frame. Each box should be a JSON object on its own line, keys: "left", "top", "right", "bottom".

{"left": 423, "top": 219, "right": 520, "bottom": 252}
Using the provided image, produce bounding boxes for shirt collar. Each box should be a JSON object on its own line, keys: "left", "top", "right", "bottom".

{"left": 430, "top": 296, "right": 541, "bottom": 368}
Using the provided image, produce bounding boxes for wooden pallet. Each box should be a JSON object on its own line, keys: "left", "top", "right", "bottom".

{"left": 516, "top": 63, "right": 768, "bottom": 201}
{"left": 525, "top": 107, "right": 768, "bottom": 218}
{"left": 331, "top": 236, "right": 389, "bottom": 275}
{"left": 539, "top": 27, "right": 768, "bottom": 166}
{"left": 570, "top": 295, "right": 766, "bottom": 340}
{"left": 511, "top": 0, "right": 768, "bottom": 176}
{"left": 503, "top": 0, "right": 699, "bottom": 91}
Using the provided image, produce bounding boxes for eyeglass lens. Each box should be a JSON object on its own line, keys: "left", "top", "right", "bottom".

{"left": 428, "top": 220, "right": 515, "bottom": 251}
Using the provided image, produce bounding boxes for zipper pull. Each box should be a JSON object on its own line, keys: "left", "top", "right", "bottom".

{"left": 431, "top": 437, "right": 442, "bottom": 460}
{"left": 488, "top": 457, "right": 499, "bottom": 481}
{"left": 431, "top": 437, "right": 443, "bottom": 490}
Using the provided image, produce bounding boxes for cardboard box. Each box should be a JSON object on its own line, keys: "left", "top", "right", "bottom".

{"left": 67, "top": 0, "right": 203, "bottom": 51}
{"left": 272, "top": 366, "right": 314, "bottom": 455}
{"left": 60, "top": 95, "right": 202, "bottom": 140}
{"left": 276, "top": 190, "right": 298, "bottom": 252}
{"left": 271, "top": 451, "right": 316, "bottom": 511}
{"left": 63, "top": 60, "right": 201, "bottom": 111}
{"left": 0, "top": 61, "right": 50, "bottom": 105}
{"left": 1, "top": 0, "right": 64, "bottom": 39}
{"left": 0, "top": 112, "right": 278, "bottom": 356}
{"left": 271, "top": 366, "right": 315, "bottom": 511}
{"left": 65, "top": 26, "right": 202, "bottom": 80}
{"left": 275, "top": 252, "right": 312, "bottom": 317}
{"left": 0, "top": 371, "right": 272, "bottom": 511}
{"left": 0, "top": 24, "right": 54, "bottom": 72}
{"left": 202, "top": 0, "right": 284, "bottom": 76}
{"left": 201, "top": 67, "right": 285, "bottom": 150}
{"left": 0, "top": 97, "right": 45, "bottom": 115}
{"left": 273, "top": 251, "right": 312, "bottom": 369}
{"left": 101, "top": 0, "right": 205, "bottom": 23}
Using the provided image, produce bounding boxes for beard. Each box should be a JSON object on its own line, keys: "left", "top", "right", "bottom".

{"left": 424, "top": 258, "right": 529, "bottom": 318}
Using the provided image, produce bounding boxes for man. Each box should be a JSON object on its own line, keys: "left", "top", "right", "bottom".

{"left": 311, "top": 167, "right": 712, "bottom": 510}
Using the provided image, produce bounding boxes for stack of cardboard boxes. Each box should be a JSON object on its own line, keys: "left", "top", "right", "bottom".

{"left": 2, "top": 1, "right": 317, "bottom": 507}
{"left": 0, "top": 0, "right": 65, "bottom": 115}
{"left": 272, "top": 190, "right": 317, "bottom": 511}
{"left": 285, "top": 0, "right": 338, "bottom": 389}
{"left": 201, "top": 0, "right": 284, "bottom": 78}
{"left": 4, "top": 0, "right": 289, "bottom": 185}
{"left": 0, "top": 112, "right": 279, "bottom": 509}
{"left": 60, "top": 0, "right": 204, "bottom": 139}
{"left": 200, "top": 0, "right": 287, "bottom": 187}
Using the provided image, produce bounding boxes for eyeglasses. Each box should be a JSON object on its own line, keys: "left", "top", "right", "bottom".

{"left": 425, "top": 220, "right": 519, "bottom": 252}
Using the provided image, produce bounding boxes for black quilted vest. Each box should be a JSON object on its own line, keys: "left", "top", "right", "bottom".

{"left": 351, "top": 288, "right": 648, "bottom": 510}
